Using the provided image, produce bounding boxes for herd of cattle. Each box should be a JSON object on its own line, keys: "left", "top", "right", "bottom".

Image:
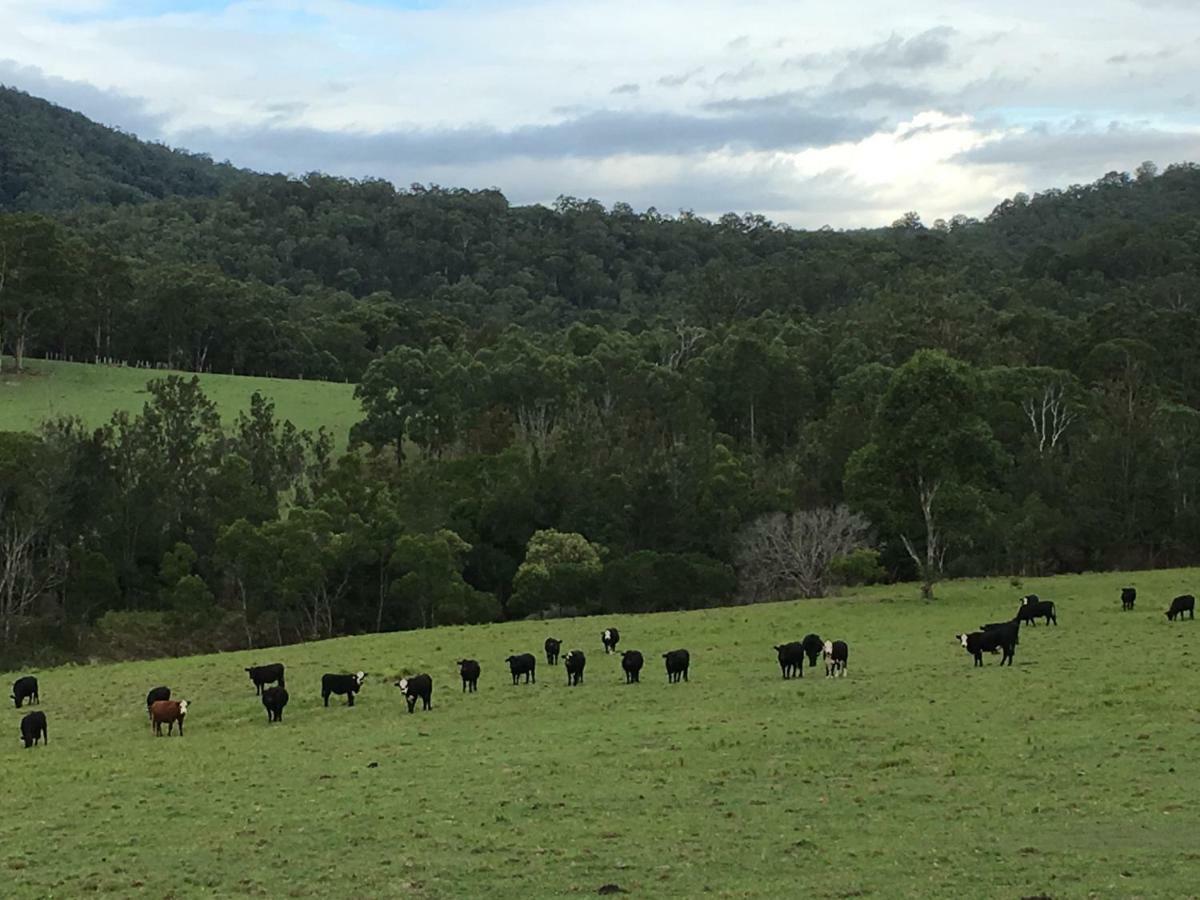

{"left": 10, "top": 589, "right": 1196, "bottom": 748}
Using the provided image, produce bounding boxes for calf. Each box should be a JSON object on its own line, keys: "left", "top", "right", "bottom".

{"left": 11, "top": 676, "right": 38, "bottom": 709}
{"left": 663, "top": 649, "right": 690, "bottom": 684}
{"left": 506, "top": 653, "right": 537, "bottom": 685}
{"left": 823, "top": 640, "right": 849, "bottom": 677}
{"left": 146, "top": 686, "right": 170, "bottom": 718}
{"left": 801, "top": 634, "right": 824, "bottom": 669}
{"left": 564, "top": 650, "right": 586, "bottom": 686}
{"left": 1017, "top": 595, "right": 1057, "bottom": 626}
{"left": 19, "top": 711, "right": 47, "bottom": 749}
{"left": 262, "top": 686, "right": 289, "bottom": 723}
{"left": 395, "top": 674, "right": 433, "bottom": 713}
{"left": 150, "top": 699, "right": 188, "bottom": 736}
{"left": 774, "top": 642, "right": 805, "bottom": 679}
{"left": 956, "top": 620, "right": 1019, "bottom": 667}
{"left": 544, "top": 638, "right": 562, "bottom": 666}
{"left": 1166, "top": 594, "right": 1195, "bottom": 621}
{"left": 322, "top": 672, "right": 366, "bottom": 707}
{"left": 602, "top": 628, "right": 620, "bottom": 654}
{"left": 621, "top": 650, "right": 643, "bottom": 683}
{"left": 1121, "top": 587, "right": 1136, "bottom": 611}
{"left": 244, "top": 663, "right": 285, "bottom": 695}
{"left": 458, "top": 659, "right": 481, "bottom": 692}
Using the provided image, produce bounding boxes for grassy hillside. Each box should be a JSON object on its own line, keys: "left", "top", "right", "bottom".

{"left": 4, "top": 569, "right": 1198, "bottom": 898}
{"left": 0, "top": 358, "right": 359, "bottom": 446}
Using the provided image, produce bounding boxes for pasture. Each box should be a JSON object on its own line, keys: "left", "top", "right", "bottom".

{"left": 4, "top": 570, "right": 1198, "bottom": 898}
{"left": 0, "top": 358, "right": 359, "bottom": 445}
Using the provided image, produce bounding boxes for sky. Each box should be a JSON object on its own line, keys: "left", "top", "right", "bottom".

{"left": 1, "top": 0, "right": 1199, "bottom": 228}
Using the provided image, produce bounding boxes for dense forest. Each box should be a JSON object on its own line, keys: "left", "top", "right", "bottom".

{"left": 3, "top": 84, "right": 1200, "bottom": 665}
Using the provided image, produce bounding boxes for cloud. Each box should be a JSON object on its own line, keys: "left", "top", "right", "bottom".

{"left": 851, "top": 26, "right": 958, "bottom": 71}
{"left": 610, "top": 82, "right": 639, "bottom": 95}
{"left": 657, "top": 67, "right": 703, "bottom": 88}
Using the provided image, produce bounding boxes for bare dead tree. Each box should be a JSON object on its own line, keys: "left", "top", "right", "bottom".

{"left": 515, "top": 401, "right": 558, "bottom": 456}
{"left": 735, "top": 505, "right": 872, "bottom": 601}
{"left": 1022, "top": 383, "right": 1078, "bottom": 454}
{"left": 0, "top": 497, "right": 65, "bottom": 645}
{"left": 899, "top": 475, "right": 945, "bottom": 600}
{"left": 661, "top": 321, "right": 705, "bottom": 370}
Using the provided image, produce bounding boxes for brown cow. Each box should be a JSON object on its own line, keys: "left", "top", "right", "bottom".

{"left": 150, "top": 699, "right": 189, "bottom": 736}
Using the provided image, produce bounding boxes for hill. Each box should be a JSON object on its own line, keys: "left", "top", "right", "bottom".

{"left": 5, "top": 568, "right": 1199, "bottom": 898}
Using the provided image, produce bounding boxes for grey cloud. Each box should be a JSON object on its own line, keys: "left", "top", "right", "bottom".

{"left": 610, "top": 82, "right": 639, "bottom": 95}
{"left": 726, "top": 35, "right": 751, "bottom": 51}
{"left": 658, "top": 67, "right": 703, "bottom": 88}
{"left": 1106, "top": 46, "right": 1178, "bottom": 64}
{"left": 852, "top": 26, "right": 958, "bottom": 71}
{"left": 715, "top": 62, "right": 763, "bottom": 85}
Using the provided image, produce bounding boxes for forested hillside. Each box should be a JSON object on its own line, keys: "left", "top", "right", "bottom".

{"left": 3, "top": 87, "right": 1200, "bottom": 665}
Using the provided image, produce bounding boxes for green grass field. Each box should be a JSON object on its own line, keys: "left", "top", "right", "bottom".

{"left": 4, "top": 570, "right": 1198, "bottom": 899}
{"left": 0, "top": 358, "right": 359, "bottom": 446}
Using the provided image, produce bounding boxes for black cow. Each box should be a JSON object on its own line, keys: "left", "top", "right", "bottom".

{"left": 395, "top": 674, "right": 433, "bottom": 713}
{"left": 801, "top": 634, "right": 824, "bottom": 669}
{"left": 564, "top": 650, "right": 586, "bottom": 686}
{"left": 146, "top": 686, "right": 170, "bottom": 717}
{"left": 544, "top": 638, "right": 562, "bottom": 666}
{"left": 1121, "top": 587, "right": 1136, "bottom": 611}
{"left": 11, "top": 676, "right": 38, "bottom": 709}
{"left": 244, "top": 663, "right": 285, "bottom": 695}
{"left": 1017, "top": 595, "right": 1057, "bottom": 626}
{"left": 775, "top": 642, "right": 805, "bottom": 679}
{"left": 823, "top": 640, "right": 849, "bottom": 677}
{"left": 621, "top": 650, "right": 643, "bottom": 683}
{"left": 1166, "top": 594, "right": 1195, "bottom": 621}
{"left": 262, "top": 686, "right": 289, "bottom": 723}
{"left": 322, "top": 671, "right": 366, "bottom": 707}
{"left": 19, "top": 711, "right": 47, "bottom": 749}
{"left": 506, "top": 653, "right": 537, "bottom": 685}
{"left": 602, "top": 628, "right": 620, "bottom": 654}
{"left": 664, "top": 649, "right": 690, "bottom": 683}
{"left": 957, "top": 620, "right": 1019, "bottom": 666}
{"left": 458, "top": 659, "right": 481, "bottom": 692}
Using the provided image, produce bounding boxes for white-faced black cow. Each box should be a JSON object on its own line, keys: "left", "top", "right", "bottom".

{"left": 775, "top": 642, "right": 805, "bottom": 679}
{"left": 322, "top": 672, "right": 366, "bottom": 707}
{"left": 506, "top": 653, "right": 536, "bottom": 685}
{"left": 823, "top": 640, "right": 849, "bottom": 677}
{"left": 602, "top": 628, "right": 620, "bottom": 654}
{"left": 1166, "top": 594, "right": 1195, "bottom": 621}
{"left": 395, "top": 674, "right": 433, "bottom": 713}
{"left": 620, "top": 650, "right": 643, "bottom": 683}
{"left": 458, "top": 659, "right": 481, "bottom": 692}
{"left": 1017, "top": 594, "right": 1057, "bottom": 626}
{"left": 245, "top": 663, "right": 285, "bottom": 695}
{"left": 544, "top": 638, "right": 561, "bottom": 666}
{"left": 957, "top": 620, "right": 1019, "bottom": 667}
{"left": 145, "top": 686, "right": 170, "bottom": 718}
{"left": 664, "top": 649, "right": 690, "bottom": 683}
{"left": 1121, "top": 587, "right": 1136, "bottom": 611}
{"left": 11, "top": 676, "right": 38, "bottom": 709}
{"left": 262, "top": 686, "right": 289, "bottom": 723}
{"left": 564, "top": 650, "right": 586, "bottom": 686}
{"left": 19, "top": 711, "right": 47, "bottom": 748}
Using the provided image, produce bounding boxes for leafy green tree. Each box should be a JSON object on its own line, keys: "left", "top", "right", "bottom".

{"left": 510, "top": 529, "right": 604, "bottom": 617}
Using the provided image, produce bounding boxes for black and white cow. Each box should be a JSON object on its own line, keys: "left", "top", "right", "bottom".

{"left": 145, "top": 686, "right": 170, "bottom": 718}
{"left": 262, "top": 686, "right": 289, "bottom": 723}
{"left": 544, "top": 638, "right": 562, "bottom": 666}
{"left": 458, "top": 659, "right": 481, "bottom": 692}
{"left": 774, "top": 642, "right": 805, "bottom": 679}
{"left": 663, "top": 649, "right": 690, "bottom": 684}
{"left": 19, "top": 711, "right": 47, "bottom": 749}
{"left": 244, "top": 663, "right": 285, "bottom": 695}
{"left": 1017, "top": 595, "right": 1057, "bottom": 626}
{"left": 506, "top": 653, "right": 537, "bottom": 685}
{"left": 11, "top": 676, "right": 38, "bottom": 709}
{"left": 1166, "top": 594, "right": 1195, "bottom": 621}
{"left": 322, "top": 671, "right": 366, "bottom": 707}
{"left": 564, "top": 650, "right": 586, "bottom": 686}
{"left": 822, "top": 640, "right": 849, "bottom": 677}
{"left": 956, "top": 620, "right": 1019, "bottom": 667}
{"left": 801, "top": 634, "right": 824, "bottom": 669}
{"left": 620, "top": 650, "right": 644, "bottom": 683}
{"left": 602, "top": 628, "right": 620, "bottom": 654}
{"left": 395, "top": 674, "right": 433, "bottom": 713}
{"left": 1121, "top": 587, "right": 1136, "bottom": 611}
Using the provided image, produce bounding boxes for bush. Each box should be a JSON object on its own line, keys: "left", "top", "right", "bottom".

{"left": 830, "top": 549, "right": 886, "bottom": 587}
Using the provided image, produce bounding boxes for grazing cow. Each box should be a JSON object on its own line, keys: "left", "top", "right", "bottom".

{"left": 1121, "top": 587, "right": 1136, "bottom": 611}
{"left": 11, "top": 676, "right": 38, "bottom": 709}
{"left": 150, "top": 699, "right": 188, "bottom": 736}
{"left": 262, "top": 686, "right": 289, "bottom": 723}
{"left": 458, "top": 659, "right": 481, "bottom": 692}
{"left": 956, "top": 620, "right": 1019, "bottom": 667}
{"left": 19, "top": 711, "right": 47, "bottom": 749}
{"left": 1017, "top": 595, "right": 1058, "bottom": 626}
{"left": 506, "top": 653, "right": 537, "bottom": 685}
{"left": 1166, "top": 594, "right": 1195, "bottom": 621}
{"left": 146, "top": 686, "right": 170, "bottom": 718}
{"left": 322, "top": 672, "right": 366, "bottom": 707}
{"left": 544, "top": 638, "right": 562, "bottom": 666}
{"left": 801, "top": 634, "right": 824, "bottom": 669}
{"left": 774, "top": 642, "right": 805, "bottom": 679}
{"left": 394, "top": 674, "right": 433, "bottom": 713}
{"left": 244, "top": 663, "right": 285, "bottom": 695}
{"left": 823, "top": 640, "right": 849, "bottom": 677}
{"left": 602, "top": 628, "right": 620, "bottom": 654}
{"left": 663, "top": 649, "right": 690, "bottom": 684}
{"left": 564, "top": 650, "right": 586, "bottom": 686}
{"left": 620, "top": 650, "right": 644, "bottom": 683}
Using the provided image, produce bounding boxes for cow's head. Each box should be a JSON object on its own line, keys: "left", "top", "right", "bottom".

{"left": 822, "top": 640, "right": 834, "bottom": 657}
{"left": 395, "top": 678, "right": 409, "bottom": 692}
{"left": 956, "top": 634, "right": 969, "bottom": 648}
{"left": 355, "top": 672, "right": 366, "bottom": 687}
{"left": 178, "top": 700, "right": 189, "bottom": 716}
